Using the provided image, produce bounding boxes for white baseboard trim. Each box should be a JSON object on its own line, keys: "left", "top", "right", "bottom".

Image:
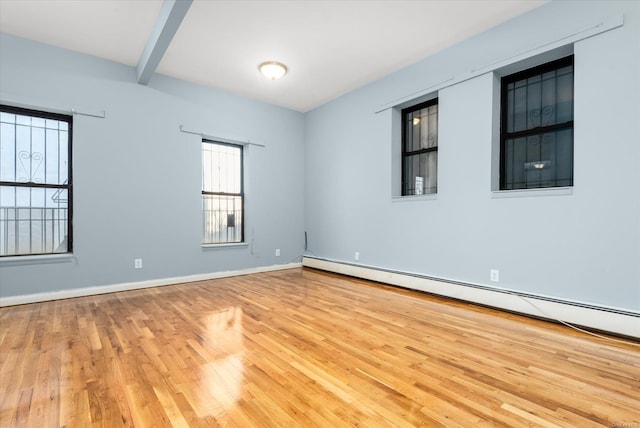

{"left": 0, "top": 262, "right": 302, "bottom": 307}
{"left": 302, "top": 257, "right": 640, "bottom": 339}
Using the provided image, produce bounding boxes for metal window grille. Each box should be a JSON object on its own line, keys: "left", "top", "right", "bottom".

{"left": 500, "top": 56, "right": 574, "bottom": 190}
{"left": 0, "top": 105, "right": 72, "bottom": 257}
{"left": 202, "top": 140, "right": 243, "bottom": 244}
{"left": 402, "top": 99, "right": 438, "bottom": 196}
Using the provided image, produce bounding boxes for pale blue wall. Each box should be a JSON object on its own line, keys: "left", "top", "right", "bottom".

{"left": 0, "top": 34, "right": 305, "bottom": 297}
{"left": 304, "top": 0, "right": 640, "bottom": 311}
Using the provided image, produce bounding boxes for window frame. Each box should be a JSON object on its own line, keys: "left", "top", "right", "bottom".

{"left": 499, "top": 55, "right": 574, "bottom": 190}
{"left": 401, "top": 98, "right": 439, "bottom": 196}
{"left": 201, "top": 139, "right": 244, "bottom": 245}
{"left": 0, "top": 104, "right": 73, "bottom": 257}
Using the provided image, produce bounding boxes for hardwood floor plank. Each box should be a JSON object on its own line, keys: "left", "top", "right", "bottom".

{"left": 1, "top": 268, "right": 638, "bottom": 427}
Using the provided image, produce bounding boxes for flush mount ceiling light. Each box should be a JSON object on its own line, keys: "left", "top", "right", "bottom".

{"left": 259, "top": 61, "right": 287, "bottom": 80}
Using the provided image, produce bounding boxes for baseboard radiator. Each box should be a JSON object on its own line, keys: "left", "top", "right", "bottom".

{"left": 302, "top": 256, "right": 639, "bottom": 339}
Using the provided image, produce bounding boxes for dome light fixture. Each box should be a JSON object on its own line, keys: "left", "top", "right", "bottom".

{"left": 259, "top": 61, "right": 288, "bottom": 80}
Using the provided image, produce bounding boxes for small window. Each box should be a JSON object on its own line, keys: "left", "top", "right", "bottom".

{"left": 402, "top": 99, "right": 438, "bottom": 195}
{"left": 500, "top": 56, "right": 574, "bottom": 190}
{"left": 0, "top": 105, "right": 72, "bottom": 257}
{"left": 202, "top": 140, "right": 243, "bottom": 244}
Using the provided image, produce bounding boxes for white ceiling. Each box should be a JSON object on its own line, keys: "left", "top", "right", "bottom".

{"left": 0, "top": 0, "right": 547, "bottom": 112}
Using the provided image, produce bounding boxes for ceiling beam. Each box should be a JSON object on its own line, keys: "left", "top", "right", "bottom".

{"left": 136, "top": 0, "right": 193, "bottom": 85}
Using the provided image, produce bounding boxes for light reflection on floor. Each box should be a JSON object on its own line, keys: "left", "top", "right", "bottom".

{"left": 181, "top": 306, "right": 244, "bottom": 419}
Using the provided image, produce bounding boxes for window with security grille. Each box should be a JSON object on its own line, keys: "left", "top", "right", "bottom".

{"left": 402, "top": 98, "right": 438, "bottom": 195}
{"left": 202, "top": 140, "right": 243, "bottom": 244}
{"left": 0, "top": 105, "right": 72, "bottom": 257}
{"left": 500, "top": 56, "right": 574, "bottom": 190}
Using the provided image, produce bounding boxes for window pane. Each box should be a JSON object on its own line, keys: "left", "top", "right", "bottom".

{"left": 425, "top": 104, "right": 438, "bottom": 149}
{"left": 403, "top": 152, "right": 437, "bottom": 195}
{"left": 0, "top": 185, "right": 69, "bottom": 256}
{"left": 503, "top": 130, "right": 573, "bottom": 190}
{"left": 16, "top": 114, "right": 30, "bottom": 126}
{"left": 404, "top": 104, "right": 438, "bottom": 153}
{"left": 404, "top": 115, "right": 414, "bottom": 152}
{"left": 31, "top": 117, "right": 45, "bottom": 129}
{"left": 45, "top": 119, "right": 59, "bottom": 130}
{"left": 202, "top": 195, "right": 243, "bottom": 244}
{"left": 15, "top": 124, "right": 31, "bottom": 182}
{"left": 0, "top": 112, "right": 15, "bottom": 124}
{"left": 526, "top": 80, "right": 542, "bottom": 128}
{"left": 555, "top": 129, "right": 573, "bottom": 186}
{"left": 506, "top": 62, "right": 573, "bottom": 133}
{"left": 504, "top": 137, "right": 526, "bottom": 190}
{"left": 556, "top": 72, "right": 573, "bottom": 124}
{"left": 511, "top": 85, "right": 527, "bottom": 132}
{"left": 0, "top": 122, "right": 16, "bottom": 182}
{"left": 202, "top": 142, "right": 242, "bottom": 194}
{"left": 30, "top": 126, "right": 45, "bottom": 184}
{"left": 0, "top": 113, "right": 69, "bottom": 185}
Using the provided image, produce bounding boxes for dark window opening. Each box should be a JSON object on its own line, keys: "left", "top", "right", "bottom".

{"left": 202, "top": 140, "right": 244, "bottom": 244}
{"left": 402, "top": 98, "right": 438, "bottom": 195}
{"left": 0, "top": 105, "right": 73, "bottom": 257}
{"left": 500, "top": 56, "right": 574, "bottom": 190}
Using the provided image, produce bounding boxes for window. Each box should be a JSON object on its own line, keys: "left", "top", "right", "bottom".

{"left": 402, "top": 99, "right": 438, "bottom": 195}
{"left": 500, "top": 56, "right": 574, "bottom": 190}
{"left": 202, "top": 140, "right": 243, "bottom": 244}
{"left": 0, "top": 105, "right": 72, "bottom": 257}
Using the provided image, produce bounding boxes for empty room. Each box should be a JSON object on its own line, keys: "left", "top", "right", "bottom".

{"left": 0, "top": 0, "right": 638, "bottom": 426}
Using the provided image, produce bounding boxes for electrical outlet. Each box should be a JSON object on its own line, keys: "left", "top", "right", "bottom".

{"left": 354, "top": 251, "right": 360, "bottom": 261}
{"left": 135, "top": 259, "right": 143, "bottom": 269}
{"left": 490, "top": 269, "right": 499, "bottom": 282}
{"left": 275, "top": 248, "right": 280, "bottom": 257}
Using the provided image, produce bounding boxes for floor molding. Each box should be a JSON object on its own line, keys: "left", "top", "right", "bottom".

{"left": 302, "top": 256, "right": 639, "bottom": 339}
{"left": 0, "top": 262, "right": 302, "bottom": 307}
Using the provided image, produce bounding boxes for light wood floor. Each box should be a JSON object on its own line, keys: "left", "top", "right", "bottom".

{"left": 1, "top": 268, "right": 638, "bottom": 427}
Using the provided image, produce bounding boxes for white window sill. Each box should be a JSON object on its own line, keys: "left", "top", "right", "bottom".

{"left": 202, "top": 243, "right": 248, "bottom": 250}
{"left": 392, "top": 194, "right": 438, "bottom": 203}
{"left": 491, "top": 187, "right": 573, "bottom": 199}
{"left": 0, "top": 253, "right": 75, "bottom": 267}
